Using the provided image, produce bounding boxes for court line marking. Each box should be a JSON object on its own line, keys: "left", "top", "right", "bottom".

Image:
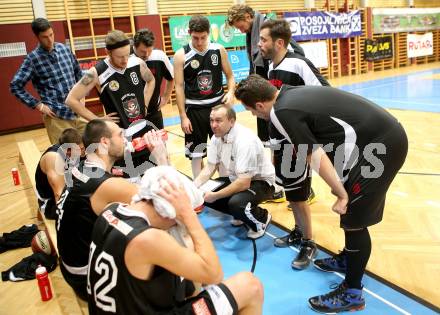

{"left": 367, "top": 97, "right": 440, "bottom": 107}
{"left": 339, "top": 68, "right": 440, "bottom": 92}
{"left": 265, "top": 231, "right": 411, "bottom": 315}
{"left": 341, "top": 80, "right": 403, "bottom": 92}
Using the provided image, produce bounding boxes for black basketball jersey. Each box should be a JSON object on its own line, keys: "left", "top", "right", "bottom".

{"left": 56, "top": 160, "right": 112, "bottom": 272}
{"left": 268, "top": 51, "right": 329, "bottom": 88}
{"left": 35, "top": 144, "right": 61, "bottom": 200}
{"left": 268, "top": 51, "right": 330, "bottom": 166}
{"left": 96, "top": 56, "right": 146, "bottom": 129}
{"left": 145, "top": 49, "right": 173, "bottom": 113}
{"left": 88, "top": 203, "right": 195, "bottom": 315}
{"left": 271, "top": 85, "right": 400, "bottom": 176}
{"left": 183, "top": 42, "right": 224, "bottom": 108}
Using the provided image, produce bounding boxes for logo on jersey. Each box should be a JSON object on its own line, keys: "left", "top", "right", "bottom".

{"left": 191, "top": 59, "right": 200, "bottom": 69}
{"left": 352, "top": 182, "right": 361, "bottom": 195}
{"left": 197, "top": 73, "right": 213, "bottom": 95}
{"left": 130, "top": 72, "right": 139, "bottom": 85}
{"left": 122, "top": 98, "right": 141, "bottom": 120}
{"left": 211, "top": 54, "right": 218, "bottom": 66}
{"left": 109, "top": 80, "right": 119, "bottom": 91}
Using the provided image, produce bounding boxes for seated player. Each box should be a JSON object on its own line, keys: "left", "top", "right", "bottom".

{"left": 87, "top": 166, "right": 264, "bottom": 315}
{"left": 57, "top": 119, "right": 167, "bottom": 300}
{"left": 35, "top": 128, "right": 84, "bottom": 219}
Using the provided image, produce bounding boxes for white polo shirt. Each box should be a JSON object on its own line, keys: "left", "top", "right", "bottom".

{"left": 207, "top": 123, "right": 275, "bottom": 185}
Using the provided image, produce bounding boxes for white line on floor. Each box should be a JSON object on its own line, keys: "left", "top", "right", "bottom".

{"left": 265, "top": 231, "right": 411, "bottom": 315}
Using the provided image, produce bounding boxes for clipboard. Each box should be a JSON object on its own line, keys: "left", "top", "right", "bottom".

{"left": 199, "top": 179, "right": 223, "bottom": 193}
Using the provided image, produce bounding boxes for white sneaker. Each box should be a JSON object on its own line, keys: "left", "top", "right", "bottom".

{"left": 230, "top": 219, "right": 244, "bottom": 227}
{"left": 247, "top": 213, "right": 272, "bottom": 240}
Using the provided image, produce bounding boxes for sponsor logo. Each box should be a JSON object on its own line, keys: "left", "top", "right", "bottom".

{"left": 220, "top": 23, "right": 234, "bottom": 43}
{"left": 122, "top": 98, "right": 141, "bottom": 120}
{"left": 103, "top": 210, "right": 120, "bottom": 226}
{"left": 352, "top": 182, "right": 361, "bottom": 194}
{"left": 109, "top": 80, "right": 119, "bottom": 91}
{"left": 197, "top": 73, "right": 213, "bottom": 95}
{"left": 191, "top": 59, "right": 200, "bottom": 69}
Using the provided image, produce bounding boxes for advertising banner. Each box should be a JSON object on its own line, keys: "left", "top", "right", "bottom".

{"left": 407, "top": 33, "right": 433, "bottom": 58}
{"left": 364, "top": 36, "right": 393, "bottom": 61}
{"left": 373, "top": 8, "right": 440, "bottom": 34}
{"left": 223, "top": 50, "right": 249, "bottom": 84}
{"left": 284, "top": 11, "right": 362, "bottom": 41}
{"left": 169, "top": 15, "right": 245, "bottom": 51}
{"left": 78, "top": 59, "right": 99, "bottom": 71}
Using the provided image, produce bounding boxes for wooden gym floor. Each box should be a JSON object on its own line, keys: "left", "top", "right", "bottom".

{"left": 0, "top": 62, "right": 439, "bottom": 313}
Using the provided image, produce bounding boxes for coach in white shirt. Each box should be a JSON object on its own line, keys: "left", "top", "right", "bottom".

{"left": 194, "top": 104, "right": 275, "bottom": 239}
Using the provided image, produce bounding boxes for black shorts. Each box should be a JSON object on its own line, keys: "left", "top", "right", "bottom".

{"left": 341, "top": 123, "right": 408, "bottom": 229}
{"left": 146, "top": 109, "right": 164, "bottom": 130}
{"left": 274, "top": 147, "right": 311, "bottom": 202}
{"left": 185, "top": 107, "right": 213, "bottom": 159}
{"left": 59, "top": 260, "right": 88, "bottom": 301}
{"left": 175, "top": 283, "right": 238, "bottom": 315}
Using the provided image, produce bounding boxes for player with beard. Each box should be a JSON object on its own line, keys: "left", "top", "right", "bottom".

{"left": 66, "top": 30, "right": 156, "bottom": 177}
{"left": 258, "top": 19, "right": 330, "bottom": 269}
{"left": 56, "top": 119, "right": 138, "bottom": 300}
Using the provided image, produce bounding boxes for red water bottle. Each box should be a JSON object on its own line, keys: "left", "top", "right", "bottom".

{"left": 128, "top": 129, "right": 168, "bottom": 152}
{"left": 36, "top": 265, "right": 53, "bottom": 301}
{"left": 11, "top": 168, "right": 20, "bottom": 185}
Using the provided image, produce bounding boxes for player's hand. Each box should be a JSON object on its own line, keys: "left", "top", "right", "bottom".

{"left": 203, "top": 191, "right": 218, "bottom": 203}
{"left": 222, "top": 92, "right": 234, "bottom": 107}
{"left": 143, "top": 130, "right": 168, "bottom": 165}
{"left": 331, "top": 195, "right": 348, "bottom": 215}
{"left": 103, "top": 112, "right": 120, "bottom": 123}
{"left": 180, "top": 116, "right": 193, "bottom": 134}
{"left": 38, "top": 103, "right": 56, "bottom": 118}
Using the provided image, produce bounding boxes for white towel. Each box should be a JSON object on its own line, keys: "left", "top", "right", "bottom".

{"left": 132, "top": 166, "right": 204, "bottom": 246}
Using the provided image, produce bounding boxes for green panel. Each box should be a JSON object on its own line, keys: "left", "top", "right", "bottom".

{"left": 169, "top": 15, "right": 247, "bottom": 51}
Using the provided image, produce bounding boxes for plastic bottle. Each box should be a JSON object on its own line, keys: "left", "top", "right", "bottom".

{"left": 36, "top": 265, "right": 52, "bottom": 301}
{"left": 127, "top": 129, "right": 168, "bottom": 152}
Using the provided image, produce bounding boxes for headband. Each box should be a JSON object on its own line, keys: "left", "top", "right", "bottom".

{"left": 106, "top": 39, "right": 130, "bottom": 50}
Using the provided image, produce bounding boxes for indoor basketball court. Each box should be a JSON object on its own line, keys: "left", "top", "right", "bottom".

{"left": 0, "top": 0, "right": 439, "bottom": 314}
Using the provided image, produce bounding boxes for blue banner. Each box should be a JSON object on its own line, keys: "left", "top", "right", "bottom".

{"left": 284, "top": 11, "right": 362, "bottom": 41}
{"left": 223, "top": 50, "right": 249, "bottom": 84}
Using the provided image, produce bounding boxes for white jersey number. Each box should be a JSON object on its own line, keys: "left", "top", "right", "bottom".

{"left": 55, "top": 189, "right": 69, "bottom": 231}
{"left": 87, "top": 242, "right": 118, "bottom": 313}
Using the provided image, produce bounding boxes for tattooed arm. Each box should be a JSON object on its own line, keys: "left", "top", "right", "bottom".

{"left": 140, "top": 60, "right": 155, "bottom": 112}
{"left": 66, "top": 68, "right": 120, "bottom": 123}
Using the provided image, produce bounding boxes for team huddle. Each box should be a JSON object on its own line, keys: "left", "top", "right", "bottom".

{"left": 11, "top": 4, "right": 408, "bottom": 315}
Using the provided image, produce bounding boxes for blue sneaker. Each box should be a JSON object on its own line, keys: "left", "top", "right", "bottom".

{"left": 309, "top": 282, "right": 365, "bottom": 314}
{"left": 314, "top": 250, "right": 347, "bottom": 273}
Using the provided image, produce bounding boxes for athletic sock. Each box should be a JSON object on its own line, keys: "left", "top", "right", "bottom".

{"left": 344, "top": 228, "right": 371, "bottom": 289}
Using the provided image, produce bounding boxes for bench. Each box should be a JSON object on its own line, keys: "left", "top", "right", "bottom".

{"left": 17, "top": 139, "right": 86, "bottom": 315}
